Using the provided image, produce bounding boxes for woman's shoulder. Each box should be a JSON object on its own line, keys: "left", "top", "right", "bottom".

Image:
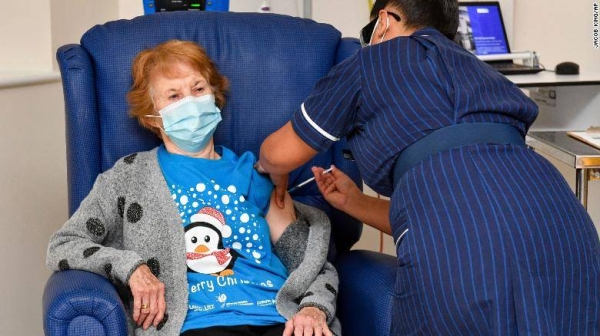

{"left": 217, "top": 146, "right": 258, "bottom": 166}
{"left": 104, "top": 147, "right": 160, "bottom": 177}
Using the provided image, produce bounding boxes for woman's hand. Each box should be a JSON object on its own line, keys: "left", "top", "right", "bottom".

{"left": 129, "top": 264, "right": 166, "bottom": 330}
{"left": 283, "top": 306, "right": 332, "bottom": 336}
{"left": 265, "top": 190, "right": 296, "bottom": 243}
{"left": 312, "top": 165, "right": 362, "bottom": 213}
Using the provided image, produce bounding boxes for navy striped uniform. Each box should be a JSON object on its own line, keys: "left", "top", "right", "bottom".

{"left": 291, "top": 28, "right": 600, "bottom": 335}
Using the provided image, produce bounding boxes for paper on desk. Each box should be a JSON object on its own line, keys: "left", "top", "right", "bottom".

{"left": 567, "top": 130, "right": 600, "bottom": 150}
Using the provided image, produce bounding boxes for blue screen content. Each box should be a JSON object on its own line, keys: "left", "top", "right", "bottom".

{"left": 465, "top": 6, "right": 509, "bottom": 55}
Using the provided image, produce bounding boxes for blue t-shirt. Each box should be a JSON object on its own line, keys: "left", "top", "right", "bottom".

{"left": 157, "top": 145, "right": 288, "bottom": 332}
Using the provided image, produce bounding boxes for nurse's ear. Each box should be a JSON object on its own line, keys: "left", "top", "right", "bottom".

{"left": 371, "top": 10, "right": 390, "bottom": 42}
{"left": 373, "top": 10, "right": 391, "bottom": 44}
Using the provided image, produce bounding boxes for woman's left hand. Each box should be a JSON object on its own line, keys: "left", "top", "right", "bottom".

{"left": 283, "top": 307, "right": 332, "bottom": 336}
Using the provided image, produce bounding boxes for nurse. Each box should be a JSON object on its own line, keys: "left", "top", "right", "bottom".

{"left": 257, "top": 0, "right": 600, "bottom": 334}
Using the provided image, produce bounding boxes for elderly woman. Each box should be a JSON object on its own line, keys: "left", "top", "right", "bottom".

{"left": 47, "top": 40, "right": 340, "bottom": 336}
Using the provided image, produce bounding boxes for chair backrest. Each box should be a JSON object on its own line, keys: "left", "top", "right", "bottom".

{"left": 57, "top": 11, "right": 362, "bottom": 258}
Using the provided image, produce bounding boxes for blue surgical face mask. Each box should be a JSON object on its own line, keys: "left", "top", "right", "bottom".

{"left": 157, "top": 94, "right": 222, "bottom": 153}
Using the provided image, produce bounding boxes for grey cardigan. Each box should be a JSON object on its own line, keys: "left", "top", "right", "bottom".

{"left": 47, "top": 148, "right": 341, "bottom": 335}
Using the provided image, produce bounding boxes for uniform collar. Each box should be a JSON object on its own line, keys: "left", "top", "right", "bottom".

{"left": 412, "top": 27, "right": 443, "bottom": 37}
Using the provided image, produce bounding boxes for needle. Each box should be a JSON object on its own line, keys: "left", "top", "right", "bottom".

{"left": 288, "top": 167, "right": 333, "bottom": 193}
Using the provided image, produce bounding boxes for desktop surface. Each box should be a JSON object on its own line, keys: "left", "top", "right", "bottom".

{"left": 527, "top": 131, "right": 600, "bottom": 168}
{"left": 507, "top": 71, "right": 600, "bottom": 87}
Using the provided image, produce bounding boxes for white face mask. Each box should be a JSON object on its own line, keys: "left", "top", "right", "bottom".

{"left": 360, "top": 11, "right": 399, "bottom": 47}
{"left": 379, "top": 17, "right": 390, "bottom": 43}
{"left": 367, "top": 18, "right": 382, "bottom": 46}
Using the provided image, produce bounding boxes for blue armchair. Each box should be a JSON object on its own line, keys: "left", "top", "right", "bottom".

{"left": 43, "top": 11, "right": 396, "bottom": 335}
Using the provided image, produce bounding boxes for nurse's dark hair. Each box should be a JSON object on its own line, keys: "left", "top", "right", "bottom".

{"left": 371, "top": 0, "right": 459, "bottom": 40}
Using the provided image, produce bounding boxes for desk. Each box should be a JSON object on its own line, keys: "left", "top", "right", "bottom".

{"left": 506, "top": 71, "right": 600, "bottom": 88}
{"left": 506, "top": 72, "right": 600, "bottom": 132}
{"left": 526, "top": 132, "right": 600, "bottom": 209}
{"left": 507, "top": 72, "right": 600, "bottom": 210}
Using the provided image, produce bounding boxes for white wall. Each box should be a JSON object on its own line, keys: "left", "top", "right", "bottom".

{"left": 230, "top": 0, "right": 301, "bottom": 16}
{"left": 311, "top": 1, "right": 369, "bottom": 38}
{"left": 0, "top": 83, "right": 66, "bottom": 335}
{"left": 513, "top": 0, "right": 600, "bottom": 72}
{"left": 0, "top": 0, "right": 53, "bottom": 71}
{"left": 0, "top": 1, "right": 598, "bottom": 334}
{"left": 51, "top": 0, "right": 119, "bottom": 67}
{"left": 0, "top": 2, "right": 64, "bottom": 335}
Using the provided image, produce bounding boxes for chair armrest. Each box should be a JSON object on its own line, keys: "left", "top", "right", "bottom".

{"left": 336, "top": 250, "right": 396, "bottom": 336}
{"left": 43, "top": 270, "right": 128, "bottom": 336}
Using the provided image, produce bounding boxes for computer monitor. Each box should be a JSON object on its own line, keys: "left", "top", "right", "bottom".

{"left": 455, "top": 1, "right": 543, "bottom": 75}
{"left": 455, "top": 1, "right": 512, "bottom": 55}
{"left": 143, "top": 0, "right": 229, "bottom": 14}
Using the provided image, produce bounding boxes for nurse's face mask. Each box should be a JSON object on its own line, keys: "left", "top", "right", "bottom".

{"left": 359, "top": 11, "right": 402, "bottom": 47}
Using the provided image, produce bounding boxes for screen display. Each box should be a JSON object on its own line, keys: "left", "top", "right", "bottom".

{"left": 455, "top": 4, "right": 510, "bottom": 55}
{"left": 157, "top": 0, "right": 206, "bottom": 11}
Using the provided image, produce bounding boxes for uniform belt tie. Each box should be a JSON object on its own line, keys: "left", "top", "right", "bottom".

{"left": 392, "top": 123, "right": 525, "bottom": 187}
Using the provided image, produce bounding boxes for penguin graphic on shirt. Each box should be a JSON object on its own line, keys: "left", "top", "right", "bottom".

{"left": 184, "top": 207, "right": 241, "bottom": 276}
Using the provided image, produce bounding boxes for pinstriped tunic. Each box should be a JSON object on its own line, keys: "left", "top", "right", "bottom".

{"left": 291, "top": 28, "right": 600, "bottom": 335}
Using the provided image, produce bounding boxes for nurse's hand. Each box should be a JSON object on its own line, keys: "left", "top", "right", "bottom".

{"left": 312, "top": 165, "right": 361, "bottom": 213}
{"left": 283, "top": 307, "right": 332, "bottom": 336}
{"left": 254, "top": 161, "right": 289, "bottom": 208}
{"left": 313, "top": 165, "right": 392, "bottom": 234}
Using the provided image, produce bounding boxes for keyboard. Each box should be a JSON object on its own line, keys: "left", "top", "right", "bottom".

{"left": 489, "top": 61, "right": 544, "bottom": 75}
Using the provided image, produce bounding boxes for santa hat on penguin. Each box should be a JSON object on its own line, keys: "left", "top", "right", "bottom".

{"left": 190, "top": 207, "right": 232, "bottom": 238}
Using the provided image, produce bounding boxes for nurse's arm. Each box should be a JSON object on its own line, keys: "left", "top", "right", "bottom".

{"left": 347, "top": 194, "right": 391, "bottom": 235}
{"left": 260, "top": 121, "right": 317, "bottom": 173}
{"left": 259, "top": 121, "right": 318, "bottom": 206}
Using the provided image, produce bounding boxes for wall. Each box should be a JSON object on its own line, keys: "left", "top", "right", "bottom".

{"left": 0, "top": 2, "right": 62, "bottom": 335}
{"left": 51, "top": 0, "right": 119, "bottom": 64}
{"left": 1, "top": 1, "right": 116, "bottom": 334}
{"left": 0, "top": 0, "right": 53, "bottom": 71}
{"left": 0, "top": 83, "right": 66, "bottom": 335}
{"left": 513, "top": 0, "right": 600, "bottom": 72}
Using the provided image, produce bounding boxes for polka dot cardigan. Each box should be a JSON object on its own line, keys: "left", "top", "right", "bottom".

{"left": 46, "top": 148, "right": 341, "bottom": 335}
